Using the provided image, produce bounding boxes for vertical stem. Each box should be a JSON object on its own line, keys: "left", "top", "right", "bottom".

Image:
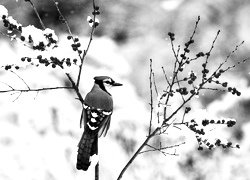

{"left": 95, "top": 137, "right": 99, "bottom": 180}
{"left": 27, "top": 0, "right": 46, "bottom": 30}
{"left": 148, "top": 59, "right": 153, "bottom": 135}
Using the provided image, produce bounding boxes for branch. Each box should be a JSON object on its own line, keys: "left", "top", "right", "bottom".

{"left": 0, "top": 86, "right": 73, "bottom": 93}
{"left": 161, "top": 67, "right": 171, "bottom": 86}
{"left": 140, "top": 142, "right": 185, "bottom": 155}
{"left": 117, "top": 128, "right": 160, "bottom": 180}
{"left": 25, "top": 0, "right": 46, "bottom": 30}
{"left": 148, "top": 59, "right": 154, "bottom": 135}
{"left": 50, "top": 0, "right": 83, "bottom": 63}
{"left": 95, "top": 136, "right": 99, "bottom": 180}
{"left": 65, "top": 73, "right": 84, "bottom": 103}
{"left": 12, "top": 91, "right": 22, "bottom": 102}
{"left": 76, "top": 26, "right": 95, "bottom": 88}
{"left": 76, "top": 0, "right": 99, "bottom": 88}
{"left": 50, "top": 0, "right": 73, "bottom": 36}
{"left": 10, "top": 70, "right": 31, "bottom": 90}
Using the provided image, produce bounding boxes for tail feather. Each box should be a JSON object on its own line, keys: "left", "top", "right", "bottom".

{"left": 76, "top": 130, "right": 97, "bottom": 171}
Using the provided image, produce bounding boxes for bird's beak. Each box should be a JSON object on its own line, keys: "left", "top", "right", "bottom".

{"left": 112, "top": 82, "right": 123, "bottom": 86}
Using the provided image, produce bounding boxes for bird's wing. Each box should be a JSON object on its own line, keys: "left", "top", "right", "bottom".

{"left": 98, "top": 114, "right": 111, "bottom": 137}
{"left": 80, "top": 107, "right": 86, "bottom": 128}
{"left": 81, "top": 103, "right": 112, "bottom": 137}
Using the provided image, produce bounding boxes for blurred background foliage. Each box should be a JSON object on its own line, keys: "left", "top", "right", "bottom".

{"left": 0, "top": 0, "right": 250, "bottom": 180}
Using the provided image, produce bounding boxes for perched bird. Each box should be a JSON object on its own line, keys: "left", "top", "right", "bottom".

{"left": 76, "top": 76, "right": 122, "bottom": 171}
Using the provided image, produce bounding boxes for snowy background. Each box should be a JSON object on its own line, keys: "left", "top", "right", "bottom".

{"left": 0, "top": 0, "right": 250, "bottom": 180}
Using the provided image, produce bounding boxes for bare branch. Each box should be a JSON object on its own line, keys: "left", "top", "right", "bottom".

{"left": 77, "top": 19, "right": 97, "bottom": 88}
{"left": 50, "top": 0, "right": 83, "bottom": 65}
{"left": 50, "top": 0, "right": 73, "bottom": 36}
{"left": 0, "top": 86, "right": 73, "bottom": 93}
{"left": 152, "top": 72, "right": 158, "bottom": 96}
{"left": 95, "top": 136, "right": 99, "bottom": 180}
{"left": 148, "top": 59, "right": 154, "bottom": 135}
{"left": 11, "top": 70, "right": 31, "bottom": 90}
{"left": 65, "top": 73, "right": 84, "bottom": 103}
{"left": 161, "top": 67, "right": 171, "bottom": 86}
{"left": 0, "top": 81, "right": 14, "bottom": 90}
{"left": 25, "top": 0, "right": 46, "bottom": 30}
{"left": 140, "top": 142, "right": 185, "bottom": 155}
{"left": 12, "top": 91, "right": 22, "bottom": 102}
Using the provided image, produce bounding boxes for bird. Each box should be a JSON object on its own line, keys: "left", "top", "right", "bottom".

{"left": 76, "top": 76, "right": 122, "bottom": 171}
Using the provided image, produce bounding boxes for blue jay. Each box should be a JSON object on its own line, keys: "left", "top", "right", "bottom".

{"left": 76, "top": 76, "right": 122, "bottom": 171}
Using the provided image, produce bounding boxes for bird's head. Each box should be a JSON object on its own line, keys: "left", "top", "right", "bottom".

{"left": 94, "top": 76, "right": 122, "bottom": 94}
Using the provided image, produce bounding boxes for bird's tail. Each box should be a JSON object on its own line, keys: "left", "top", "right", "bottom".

{"left": 76, "top": 129, "right": 97, "bottom": 171}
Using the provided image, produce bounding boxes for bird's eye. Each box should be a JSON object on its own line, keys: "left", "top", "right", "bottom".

{"left": 104, "top": 81, "right": 110, "bottom": 84}
{"left": 104, "top": 79, "right": 112, "bottom": 84}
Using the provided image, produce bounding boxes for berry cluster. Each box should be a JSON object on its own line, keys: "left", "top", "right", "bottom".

{"left": 2, "top": 15, "right": 22, "bottom": 32}
{"left": 168, "top": 32, "right": 175, "bottom": 41}
{"left": 2, "top": 11, "right": 58, "bottom": 51}
{"left": 67, "top": 36, "right": 82, "bottom": 54}
{"left": 92, "top": 5, "right": 100, "bottom": 16}
{"left": 180, "top": 38, "right": 195, "bottom": 59}
{"left": 20, "top": 27, "right": 58, "bottom": 51}
{"left": 87, "top": 5, "right": 100, "bottom": 28}
{"left": 187, "top": 71, "right": 197, "bottom": 84}
{"left": 202, "top": 118, "right": 236, "bottom": 127}
{"left": 19, "top": 55, "right": 78, "bottom": 69}
{"left": 196, "top": 52, "right": 205, "bottom": 58}
{"left": 176, "top": 87, "right": 188, "bottom": 95}
{"left": 1, "top": 64, "right": 20, "bottom": 71}
{"left": 196, "top": 135, "right": 214, "bottom": 150}
{"left": 20, "top": 34, "right": 55, "bottom": 51}
{"left": 205, "top": 70, "right": 242, "bottom": 96}
{"left": 214, "top": 139, "right": 240, "bottom": 149}
{"left": 186, "top": 119, "right": 205, "bottom": 135}
{"left": 196, "top": 136, "right": 240, "bottom": 151}
{"left": 227, "top": 87, "right": 241, "bottom": 96}
{"left": 185, "top": 107, "right": 191, "bottom": 113}
{"left": 185, "top": 118, "right": 238, "bottom": 150}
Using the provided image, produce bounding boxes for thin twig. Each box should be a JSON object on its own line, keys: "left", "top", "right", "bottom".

{"left": 181, "top": 110, "right": 186, "bottom": 124}
{"left": 201, "top": 30, "right": 220, "bottom": 83}
{"left": 12, "top": 91, "right": 22, "bottom": 102}
{"left": 50, "top": 0, "right": 83, "bottom": 61}
{"left": 224, "top": 57, "right": 250, "bottom": 72}
{"left": 26, "top": 0, "right": 46, "bottom": 30}
{"left": 161, "top": 67, "right": 171, "bottom": 86}
{"left": 77, "top": 26, "right": 96, "bottom": 87}
{"left": 152, "top": 72, "right": 158, "bottom": 96}
{"left": 50, "top": 0, "right": 73, "bottom": 35}
{"left": 65, "top": 73, "right": 84, "bottom": 103}
{"left": 0, "top": 86, "right": 73, "bottom": 93}
{"left": 76, "top": 0, "right": 98, "bottom": 88}
{"left": 11, "top": 70, "right": 31, "bottom": 90}
{"left": 149, "top": 59, "right": 154, "bottom": 135}
{"left": 189, "top": 16, "right": 200, "bottom": 43}
{"left": 34, "top": 91, "right": 39, "bottom": 100}
{"left": 200, "top": 87, "right": 226, "bottom": 92}
{"left": 0, "top": 81, "right": 14, "bottom": 90}
{"left": 95, "top": 136, "right": 99, "bottom": 180}
{"left": 223, "top": 41, "right": 245, "bottom": 65}
{"left": 151, "top": 61, "right": 161, "bottom": 124}
{"left": 140, "top": 142, "right": 185, "bottom": 155}
{"left": 213, "top": 41, "right": 248, "bottom": 74}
